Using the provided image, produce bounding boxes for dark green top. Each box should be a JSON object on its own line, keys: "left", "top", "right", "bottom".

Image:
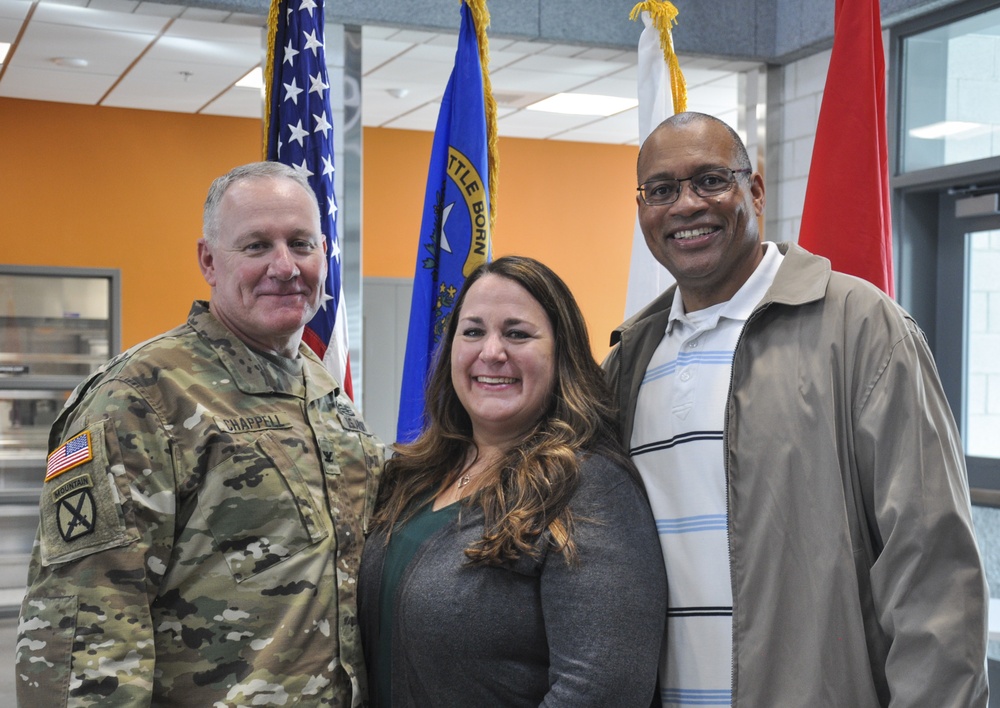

{"left": 376, "top": 498, "right": 461, "bottom": 708}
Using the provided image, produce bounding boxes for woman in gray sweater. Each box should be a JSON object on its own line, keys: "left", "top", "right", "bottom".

{"left": 359, "top": 256, "right": 666, "bottom": 707}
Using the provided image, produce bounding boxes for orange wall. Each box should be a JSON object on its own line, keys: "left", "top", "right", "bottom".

{"left": 363, "top": 129, "right": 638, "bottom": 357}
{"left": 1, "top": 98, "right": 637, "bottom": 358}
{"left": 0, "top": 98, "right": 259, "bottom": 346}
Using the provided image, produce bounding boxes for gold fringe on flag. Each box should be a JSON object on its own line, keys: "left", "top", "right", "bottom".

{"left": 262, "top": 0, "right": 280, "bottom": 158}
{"left": 630, "top": 0, "right": 687, "bottom": 113}
{"left": 465, "top": 0, "right": 498, "bottom": 235}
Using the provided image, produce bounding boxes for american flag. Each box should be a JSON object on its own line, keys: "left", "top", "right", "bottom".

{"left": 265, "top": 0, "right": 353, "bottom": 399}
{"left": 45, "top": 431, "right": 92, "bottom": 482}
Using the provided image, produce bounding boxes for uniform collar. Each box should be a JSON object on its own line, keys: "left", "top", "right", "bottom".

{"left": 188, "top": 300, "right": 339, "bottom": 400}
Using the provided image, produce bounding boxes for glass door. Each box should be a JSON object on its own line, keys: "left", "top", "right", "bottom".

{"left": 936, "top": 192, "right": 1000, "bottom": 487}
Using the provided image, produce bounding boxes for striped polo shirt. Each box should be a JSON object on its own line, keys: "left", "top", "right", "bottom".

{"left": 631, "top": 242, "right": 782, "bottom": 707}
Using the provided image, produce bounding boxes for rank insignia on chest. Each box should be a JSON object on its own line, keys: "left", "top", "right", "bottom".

{"left": 52, "top": 474, "right": 97, "bottom": 542}
{"left": 45, "top": 431, "right": 93, "bottom": 482}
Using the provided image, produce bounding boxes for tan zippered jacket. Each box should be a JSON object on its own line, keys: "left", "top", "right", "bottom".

{"left": 604, "top": 242, "right": 988, "bottom": 707}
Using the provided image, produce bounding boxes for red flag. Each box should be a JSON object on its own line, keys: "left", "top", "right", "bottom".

{"left": 799, "top": 0, "right": 894, "bottom": 297}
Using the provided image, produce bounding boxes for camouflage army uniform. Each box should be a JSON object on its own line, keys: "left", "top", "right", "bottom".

{"left": 16, "top": 300, "right": 384, "bottom": 707}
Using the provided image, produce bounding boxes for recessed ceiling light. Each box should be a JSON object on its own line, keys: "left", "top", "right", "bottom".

{"left": 51, "top": 57, "right": 89, "bottom": 68}
{"left": 236, "top": 66, "right": 263, "bottom": 89}
{"left": 387, "top": 87, "right": 410, "bottom": 99}
{"left": 909, "top": 121, "right": 988, "bottom": 139}
{"left": 525, "top": 93, "right": 638, "bottom": 116}
{"left": 0, "top": 42, "right": 10, "bottom": 64}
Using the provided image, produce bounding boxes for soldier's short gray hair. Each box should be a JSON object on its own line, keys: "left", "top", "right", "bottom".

{"left": 202, "top": 162, "right": 320, "bottom": 243}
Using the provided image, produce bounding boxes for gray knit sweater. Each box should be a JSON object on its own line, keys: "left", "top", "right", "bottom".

{"left": 358, "top": 453, "right": 667, "bottom": 707}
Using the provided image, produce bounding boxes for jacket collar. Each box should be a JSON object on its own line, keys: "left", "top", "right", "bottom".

{"left": 610, "top": 241, "right": 830, "bottom": 347}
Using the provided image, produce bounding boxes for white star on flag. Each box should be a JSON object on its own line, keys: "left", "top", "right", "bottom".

{"left": 282, "top": 77, "right": 303, "bottom": 104}
{"left": 287, "top": 119, "right": 309, "bottom": 146}
{"left": 309, "top": 72, "right": 328, "bottom": 96}
{"left": 292, "top": 158, "right": 313, "bottom": 178}
{"left": 302, "top": 29, "right": 323, "bottom": 55}
{"left": 314, "top": 111, "right": 332, "bottom": 137}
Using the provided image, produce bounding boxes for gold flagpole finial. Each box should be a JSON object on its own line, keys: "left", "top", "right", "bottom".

{"left": 630, "top": 1, "right": 687, "bottom": 114}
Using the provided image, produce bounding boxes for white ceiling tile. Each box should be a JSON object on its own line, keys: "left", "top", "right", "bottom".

{"left": 571, "top": 74, "right": 638, "bottom": 99}
{"left": 506, "top": 53, "right": 631, "bottom": 77}
{"left": 382, "top": 101, "right": 442, "bottom": 130}
{"left": 87, "top": 0, "right": 138, "bottom": 12}
{"left": 132, "top": 1, "right": 184, "bottom": 17}
{"left": 178, "top": 7, "right": 231, "bottom": 24}
{"left": 550, "top": 127, "right": 636, "bottom": 144}
{"left": 686, "top": 83, "right": 739, "bottom": 113}
{"left": 389, "top": 29, "right": 439, "bottom": 45}
{"left": 12, "top": 22, "right": 158, "bottom": 75}
{"left": 0, "top": 16, "right": 25, "bottom": 42}
{"left": 366, "top": 54, "right": 452, "bottom": 88}
{"left": 166, "top": 17, "right": 260, "bottom": 43}
{"left": 498, "top": 40, "right": 552, "bottom": 56}
{"left": 223, "top": 12, "right": 266, "bottom": 28}
{"left": 32, "top": 2, "right": 166, "bottom": 31}
{"left": 556, "top": 115, "right": 638, "bottom": 143}
{"left": 0, "top": 0, "right": 32, "bottom": 21}
{"left": 486, "top": 38, "right": 516, "bottom": 52}
{"left": 200, "top": 85, "right": 263, "bottom": 118}
{"left": 490, "top": 66, "right": 591, "bottom": 94}
{"left": 497, "top": 108, "right": 597, "bottom": 139}
{"left": 538, "top": 43, "right": 585, "bottom": 58}
{"left": 424, "top": 33, "right": 459, "bottom": 48}
{"left": 576, "top": 47, "right": 632, "bottom": 62}
{"left": 0, "top": 64, "right": 113, "bottom": 102}
{"left": 362, "top": 37, "right": 415, "bottom": 72}
{"left": 147, "top": 33, "right": 261, "bottom": 69}
{"left": 103, "top": 55, "right": 246, "bottom": 111}
{"left": 393, "top": 41, "right": 457, "bottom": 64}
{"left": 361, "top": 25, "right": 398, "bottom": 40}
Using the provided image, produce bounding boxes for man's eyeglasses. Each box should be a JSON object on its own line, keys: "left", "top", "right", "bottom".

{"left": 637, "top": 168, "right": 752, "bottom": 206}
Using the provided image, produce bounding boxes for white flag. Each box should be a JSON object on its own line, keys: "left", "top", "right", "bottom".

{"left": 624, "top": 9, "right": 679, "bottom": 319}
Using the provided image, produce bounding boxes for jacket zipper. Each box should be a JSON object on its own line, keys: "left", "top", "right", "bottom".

{"left": 724, "top": 300, "right": 770, "bottom": 707}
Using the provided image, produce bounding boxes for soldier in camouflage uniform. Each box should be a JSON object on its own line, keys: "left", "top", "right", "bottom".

{"left": 16, "top": 162, "right": 384, "bottom": 707}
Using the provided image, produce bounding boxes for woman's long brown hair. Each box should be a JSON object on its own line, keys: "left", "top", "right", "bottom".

{"left": 372, "top": 255, "right": 637, "bottom": 566}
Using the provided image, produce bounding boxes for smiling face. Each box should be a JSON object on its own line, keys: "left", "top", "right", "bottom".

{"left": 450, "top": 274, "right": 556, "bottom": 449}
{"left": 197, "top": 176, "right": 327, "bottom": 357}
{"left": 637, "top": 117, "right": 766, "bottom": 312}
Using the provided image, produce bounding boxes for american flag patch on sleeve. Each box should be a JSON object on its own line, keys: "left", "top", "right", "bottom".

{"left": 46, "top": 431, "right": 93, "bottom": 482}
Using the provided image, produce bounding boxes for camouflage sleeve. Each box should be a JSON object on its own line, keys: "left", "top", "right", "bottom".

{"left": 16, "top": 380, "right": 176, "bottom": 707}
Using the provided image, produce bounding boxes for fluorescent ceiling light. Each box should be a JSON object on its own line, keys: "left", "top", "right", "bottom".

{"left": 236, "top": 66, "right": 263, "bottom": 89}
{"left": 909, "top": 120, "right": 988, "bottom": 139}
{"left": 526, "top": 93, "right": 638, "bottom": 116}
{"left": 0, "top": 42, "right": 10, "bottom": 64}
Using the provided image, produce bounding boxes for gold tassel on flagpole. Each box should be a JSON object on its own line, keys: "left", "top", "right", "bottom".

{"left": 262, "top": 0, "right": 280, "bottom": 159}
{"left": 630, "top": 0, "right": 687, "bottom": 113}
{"left": 464, "top": 0, "right": 498, "bottom": 236}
